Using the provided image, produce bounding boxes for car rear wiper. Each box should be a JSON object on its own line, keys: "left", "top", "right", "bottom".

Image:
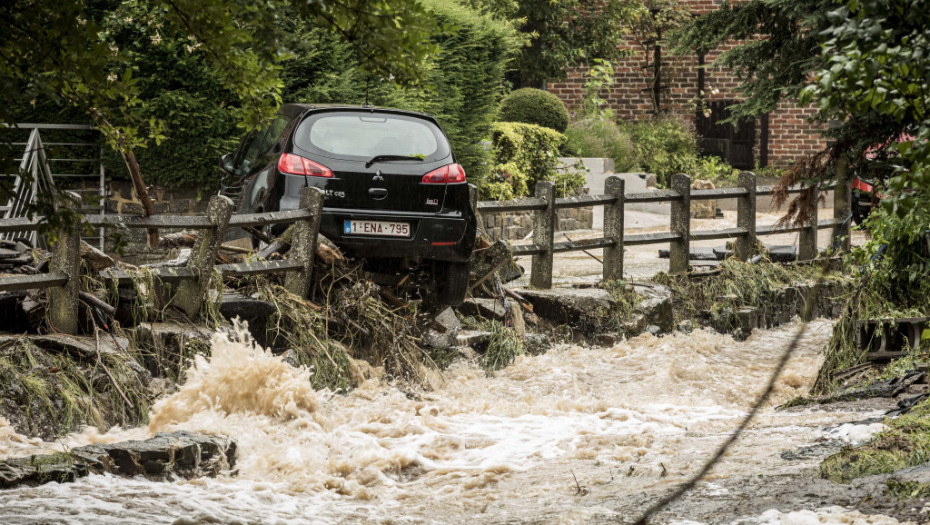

{"left": 365, "top": 155, "right": 424, "bottom": 168}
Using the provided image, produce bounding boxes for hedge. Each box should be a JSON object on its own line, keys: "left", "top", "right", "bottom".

{"left": 481, "top": 122, "right": 586, "bottom": 200}
{"left": 10, "top": 1, "right": 517, "bottom": 189}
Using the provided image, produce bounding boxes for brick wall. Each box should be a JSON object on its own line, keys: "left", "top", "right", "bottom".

{"left": 546, "top": 0, "right": 827, "bottom": 168}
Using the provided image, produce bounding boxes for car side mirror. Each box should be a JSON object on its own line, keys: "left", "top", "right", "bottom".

{"left": 219, "top": 153, "right": 236, "bottom": 174}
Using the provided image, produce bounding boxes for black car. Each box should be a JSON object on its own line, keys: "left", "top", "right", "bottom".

{"left": 220, "top": 104, "right": 477, "bottom": 305}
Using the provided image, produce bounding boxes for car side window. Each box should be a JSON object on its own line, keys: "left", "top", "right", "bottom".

{"left": 234, "top": 116, "right": 290, "bottom": 174}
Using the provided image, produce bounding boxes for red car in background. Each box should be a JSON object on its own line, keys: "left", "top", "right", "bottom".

{"left": 850, "top": 134, "right": 914, "bottom": 225}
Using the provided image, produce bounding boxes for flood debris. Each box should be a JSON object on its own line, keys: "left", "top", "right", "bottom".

{"left": 657, "top": 258, "right": 851, "bottom": 340}
{"left": 0, "top": 240, "right": 41, "bottom": 274}
{"left": 0, "top": 431, "right": 235, "bottom": 488}
{"left": 0, "top": 335, "right": 152, "bottom": 438}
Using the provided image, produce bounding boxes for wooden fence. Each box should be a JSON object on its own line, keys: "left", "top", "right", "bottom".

{"left": 0, "top": 187, "right": 324, "bottom": 335}
{"left": 476, "top": 172, "right": 852, "bottom": 288}
{"left": 0, "top": 170, "right": 852, "bottom": 334}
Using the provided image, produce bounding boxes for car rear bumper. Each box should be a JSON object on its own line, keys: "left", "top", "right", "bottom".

{"left": 316, "top": 207, "right": 476, "bottom": 262}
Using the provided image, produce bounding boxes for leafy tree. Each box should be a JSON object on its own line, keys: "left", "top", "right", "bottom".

{"left": 673, "top": 0, "right": 830, "bottom": 122}
{"left": 804, "top": 0, "right": 930, "bottom": 303}
{"left": 1, "top": 0, "right": 438, "bottom": 246}
{"left": 464, "top": 0, "right": 644, "bottom": 88}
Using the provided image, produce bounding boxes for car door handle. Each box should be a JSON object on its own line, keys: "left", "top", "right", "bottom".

{"left": 369, "top": 188, "right": 388, "bottom": 199}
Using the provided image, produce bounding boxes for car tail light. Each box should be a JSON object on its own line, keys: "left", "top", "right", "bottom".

{"left": 422, "top": 163, "right": 466, "bottom": 184}
{"left": 277, "top": 153, "right": 333, "bottom": 178}
{"left": 852, "top": 177, "right": 873, "bottom": 193}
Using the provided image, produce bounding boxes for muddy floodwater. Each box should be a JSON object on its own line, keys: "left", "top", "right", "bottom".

{"left": 0, "top": 320, "right": 913, "bottom": 524}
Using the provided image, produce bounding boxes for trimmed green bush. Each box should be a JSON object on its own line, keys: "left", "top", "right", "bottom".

{"left": 627, "top": 118, "right": 700, "bottom": 187}
{"left": 692, "top": 155, "right": 739, "bottom": 186}
{"left": 498, "top": 88, "right": 570, "bottom": 133}
{"left": 481, "top": 122, "right": 586, "bottom": 200}
{"left": 564, "top": 118, "right": 638, "bottom": 172}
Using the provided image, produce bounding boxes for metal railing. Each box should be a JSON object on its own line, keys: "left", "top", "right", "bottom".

{"left": 476, "top": 171, "right": 852, "bottom": 288}
{"left": 2, "top": 123, "right": 106, "bottom": 249}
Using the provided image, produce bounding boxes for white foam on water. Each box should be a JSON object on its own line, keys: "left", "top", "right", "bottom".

{"left": 0, "top": 319, "right": 906, "bottom": 524}
{"left": 748, "top": 506, "right": 913, "bottom": 524}
{"left": 827, "top": 422, "right": 889, "bottom": 445}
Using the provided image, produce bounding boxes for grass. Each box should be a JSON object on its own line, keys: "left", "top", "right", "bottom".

{"left": 820, "top": 396, "right": 930, "bottom": 484}
{"left": 479, "top": 321, "right": 525, "bottom": 375}
{"left": 251, "top": 276, "right": 436, "bottom": 391}
{"left": 655, "top": 257, "right": 846, "bottom": 332}
{"left": 813, "top": 286, "right": 929, "bottom": 394}
{"left": 602, "top": 279, "right": 643, "bottom": 332}
{"left": 0, "top": 338, "right": 150, "bottom": 438}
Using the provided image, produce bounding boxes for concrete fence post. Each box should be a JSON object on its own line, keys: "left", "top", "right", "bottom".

{"left": 48, "top": 192, "right": 81, "bottom": 334}
{"left": 602, "top": 176, "right": 625, "bottom": 282}
{"left": 735, "top": 171, "right": 757, "bottom": 260}
{"left": 799, "top": 186, "right": 819, "bottom": 261}
{"left": 669, "top": 173, "right": 691, "bottom": 274}
{"left": 531, "top": 181, "right": 556, "bottom": 289}
{"left": 173, "top": 194, "right": 234, "bottom": 317}
{"left": 832, "top": 155, "right": 851, "bottom": 252}
{"left": 285, "top": 187, "right": 325, "bottom": 298}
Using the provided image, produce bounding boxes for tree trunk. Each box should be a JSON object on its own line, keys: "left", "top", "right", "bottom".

{"left": 90, "top": 110, "right": 160, "bottom": 249}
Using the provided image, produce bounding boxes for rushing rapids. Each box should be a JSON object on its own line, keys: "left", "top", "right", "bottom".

{"left": 0, "top": 320, "right": 910, "bottom": 524}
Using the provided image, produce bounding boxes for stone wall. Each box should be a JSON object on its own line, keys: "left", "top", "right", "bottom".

{"left": 479, "top": 206, "right": 594, "bottom": 242}
{"left": 68, "top": 180, "right": 211, "bottom": 264}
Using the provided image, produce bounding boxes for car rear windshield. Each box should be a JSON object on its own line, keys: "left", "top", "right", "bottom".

{"left": 294, "top": 111, "right": 451, "bottom": 163}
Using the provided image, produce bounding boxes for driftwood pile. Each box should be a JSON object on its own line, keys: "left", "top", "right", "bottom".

{"left": 0, "top": 240, "right": 42, "bottom": 274}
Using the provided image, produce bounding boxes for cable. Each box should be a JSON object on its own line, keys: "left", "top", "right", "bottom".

{"left": 631, "top": 265, "right": 829, "bottom": 525}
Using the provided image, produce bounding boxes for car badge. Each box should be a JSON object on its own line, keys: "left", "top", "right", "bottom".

{"left": 372, "top": 170, "right": 384, "bottom": 182}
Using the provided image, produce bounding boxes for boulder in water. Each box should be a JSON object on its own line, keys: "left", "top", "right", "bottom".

{"left": 0, "top": 431, "right": 236, "bottom": 489}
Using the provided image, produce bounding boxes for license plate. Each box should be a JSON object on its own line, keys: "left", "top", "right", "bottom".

{"left": 343, "top": 219, "right": 410, "bottom": 237}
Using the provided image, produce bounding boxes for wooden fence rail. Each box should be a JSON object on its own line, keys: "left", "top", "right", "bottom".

{"left": 0, "top": 187, "right": 324, "bottom": 334}
{"left": 476, "top": 171, "right": 852, "bottom": 289}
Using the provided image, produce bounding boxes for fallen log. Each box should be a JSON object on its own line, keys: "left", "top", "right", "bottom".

{"left": 80, "top": 241, "right": 115, "bottom": 271}
{"left": 158, "top": 231, "right": 198, "bottom": 249}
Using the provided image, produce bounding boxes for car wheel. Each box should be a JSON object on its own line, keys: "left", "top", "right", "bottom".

{"left": 432, "top": 261, "right": 469, "bottom": 306}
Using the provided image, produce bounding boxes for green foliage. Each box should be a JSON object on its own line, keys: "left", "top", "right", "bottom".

{"left": 370, "top": 0, "right": 518, "bottom": 184}
{"left": 480, "top": 321, "right": 525, "bottom": 374}
{"left": 482, "top": 122, "right": 586, "bottom": 200}
{"left": 0, "top": 0, "right": 452, "bottom": 196}
{"left": 820, "top": 396, "right": 930, "bottom": 484}
{"left": 12, "top": 0, "right": 515, "bottom": 188}
{"left": 674, "top": 0, "right": 830, "bottom": 122}
{"left": 802, "top": 0, "right": 930, "bottom": 307}
{"left": 498, "top": 88, "right": 570, "bottom": 133}
{"left": 627, "top": 118, "right": 699, "bottom": 187}
{"left": 565, "top": 120, "right": 639, "bottom": 172}
{"left": 577, "top": 59, "right": 617, "bottom": 122}
{"left": 692, "top": 155, "right": 740, "bottom": 186}
{"left": 464, "top": 0, "right": 644, "bottom": 87}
